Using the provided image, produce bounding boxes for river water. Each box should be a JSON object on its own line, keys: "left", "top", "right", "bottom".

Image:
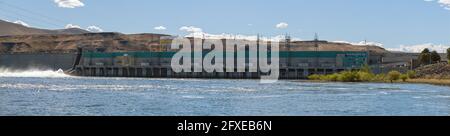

{"left": 0, "top": 70, "right": 449, "bottom": 116}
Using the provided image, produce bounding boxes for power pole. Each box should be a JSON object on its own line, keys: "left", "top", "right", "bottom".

{"left": 364, "top": 39, "right": 369, "bottom": 65}
{"left": 286, "top": 33, "right": 291, "bottom": 67}
{"left": 314, "top": 33, "right": 319, "bottom": 68}
{"left": 429, "top": 52, "right": 432, "bottom": 64}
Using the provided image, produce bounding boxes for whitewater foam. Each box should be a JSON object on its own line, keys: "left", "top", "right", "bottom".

{"left": 0, "top": 69, "right": 70, "bottom": 78}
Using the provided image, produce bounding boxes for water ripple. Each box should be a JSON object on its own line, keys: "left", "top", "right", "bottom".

{"left": 1, "top": 76, "right": 450, "bottom": 116}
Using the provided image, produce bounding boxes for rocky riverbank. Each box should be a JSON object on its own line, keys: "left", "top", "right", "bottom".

{"left": 415, "top": 62, "right": 450, "bottom": 79}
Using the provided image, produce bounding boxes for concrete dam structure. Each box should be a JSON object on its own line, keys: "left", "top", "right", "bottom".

{"left": 69, "top": 38, "right": 376, "bottom": 79}
{"left": 72, "top": 51, "right": 368, "bottom": 79}
{"left": 0, "top": 53, "right": 77, "bottom": 70}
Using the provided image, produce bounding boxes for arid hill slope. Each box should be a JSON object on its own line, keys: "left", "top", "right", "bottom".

{"left": 0, "top": 20, "right": 88, "bottom": 36}
{"left": 0, "top": 32, "right": 388, "bottom": 54}
{"left": 0, "top": 33, "right": 170, "bottom": 53}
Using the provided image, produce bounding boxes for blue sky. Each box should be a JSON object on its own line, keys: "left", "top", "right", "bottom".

{"left": 1, "top": 0, "right": 450, "bottom": 52}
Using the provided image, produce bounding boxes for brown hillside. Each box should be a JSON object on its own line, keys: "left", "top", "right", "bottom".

{"left": 0, "top": 33, "right": 170, "bottom": 54}
{"left": 0, "top": 20, "right": 88, "bottom": 36}
{"left": 0, "top": 19, "right": 389, "bottom": 54}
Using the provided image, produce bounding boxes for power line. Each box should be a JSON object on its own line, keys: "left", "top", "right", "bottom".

{"left": 0, "top": 1, "right": 116, "bottom": 32}
{"left": 0, "top": 1, "right": 65, "bottom": 28}
{"left": 0, "top": 8, "right": 61, "bottom": 28}
{"left": 0, "top": 10, "right": 58, "bottom": 28}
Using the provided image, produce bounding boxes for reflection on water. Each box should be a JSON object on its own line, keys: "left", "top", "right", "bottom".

{"left": 0, "top": 74, "right": 449, "bottom": 116}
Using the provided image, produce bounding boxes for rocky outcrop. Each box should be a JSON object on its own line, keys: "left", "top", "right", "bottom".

{"left": 415, "top": 62, "right": 450, "bottom": 79}
{"left": 0, "top": 33, "right": 170, "bottom": 54}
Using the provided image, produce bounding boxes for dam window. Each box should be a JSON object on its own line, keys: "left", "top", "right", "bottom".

{"left": 91, "top": 68, "right": 96, "bottom": 76}
{"left": 129, "top": 68, "right": 136, "bottom": 77}
{"left": 161, "top": 68, "right": 168, "bottom": 77}
{"left": 146, "top": 68, "right": 152, "bottom": 77}
{"left": 280, "top": 69, "right": 287, "bottom": 77}
{"left": 113, "top": 68, "right": 119, "bottom": 76}
{"left": 122, "top": 68, "right": 129, "bottom": 76}
{"left": 137, "top": 68, "right": 143, "bottom": 77}
{"left": 154, "top": 68, "right": 161, "bottom": 77}
{"left": 99, "top": 68, "right": 105, "bottom": 76}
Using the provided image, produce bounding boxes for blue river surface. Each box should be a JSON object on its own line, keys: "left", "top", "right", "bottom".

{"left": 1, "top": 75, "right": 450, "bottom": 116}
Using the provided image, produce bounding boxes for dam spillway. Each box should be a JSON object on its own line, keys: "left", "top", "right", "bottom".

{"left": 0, "top": 53, "right": 77, "bottom": 71}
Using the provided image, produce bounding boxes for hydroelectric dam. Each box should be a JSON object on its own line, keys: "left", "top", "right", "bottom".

{"left": 0, "top": 35, "right": 386, "bottom": 79}
{"left": 66, "top": 37, "right": 381, "bottom": 79}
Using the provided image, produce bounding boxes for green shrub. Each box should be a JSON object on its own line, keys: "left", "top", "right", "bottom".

{"left": 387, "top": 70, "right": 401, "bottom": 83}
{"left": 307, "top": 69, "right": 407, "bottom": 83}
{"left": 406, "top": 70, "right": 417, "bottom": 79}
{"left": 360, "top": 64, "right": 372, "bottom": 73}
{"left": 419, "top": 48, "right": 431, "bottom": 65}
{"left": 400, "top": 74, "right": 408, "bottom": 82}
{"left": 358, "top": 71, "right": 374, "bottom": 82}
{"left": 431, "top": 51, "right": 441, "bottom": 63}
{"left": 372, "top": 74, "right": 386, "bottom": 81}
{"left": 317, "top": 73, "right": 339, "bottom": 81}
{"left": 337, "top": 71, "right": 358, "bottom": 82}
{"left": 319, "top": 75, "right": 329, "bottom": 81}
{"left": 327, "top": 73, "right": 339, "bottom": 81}
{"left": 308, "top": 74, "right": 321, "bottom": 80}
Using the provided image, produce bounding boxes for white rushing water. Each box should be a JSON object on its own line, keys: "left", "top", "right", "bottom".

{"left": 0, "top": 69, "right": 70, "bottom": 78}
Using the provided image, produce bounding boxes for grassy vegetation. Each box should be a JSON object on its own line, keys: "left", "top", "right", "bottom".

{"left": 308, "top": 65, "right": 416, "bottom": 83}
{"left": 307, "top": 65, "right": 450, "bottom": 86}
{"left": 406, "top": 79, "right": 450, "bottom": 86}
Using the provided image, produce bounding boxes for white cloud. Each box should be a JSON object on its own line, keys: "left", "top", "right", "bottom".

{"left": 65, "top": 24, "right": 81, "bottom": 29}
{"left": 178, "top": 25, "right": 300, "bottom": 41}
{"left": 154, "top": 26, "right": 167, "bottom": 30}
{"left": 276, "top": 22, "right": 289, "bottom": 29}
{"left": 54, "top": 0, "right": 84, "bottom": 8}
{"left": 425, "top": 0, "right": 450, "bottom": 10}
{"left": 186, "top": 32, "right": 295, "bottom": 42}
{"left": 387, "top": 43, "right": 450, "bottom": 53}
{"left": 13, "top": 20, "right": 30, "bottom": 27}
{"left": 438, "top": 0, "right": 450, "bottom": 6}
{"left": 333, "top": 40, "right": 384, "bottom": 47}
{"left": 179, "top": 26, "right": 203, "bottom": 33}
{"left": 181, "top": 31, "right": 300, "bottom": 42}
{"left": 65, "top": 24, "right": 104, "bottom": 32}
{"left": 177, "top": 24, "right": 302, "bottom": 41}
{"left": 86, "top": 25, "right": 103, "bottom": 32}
